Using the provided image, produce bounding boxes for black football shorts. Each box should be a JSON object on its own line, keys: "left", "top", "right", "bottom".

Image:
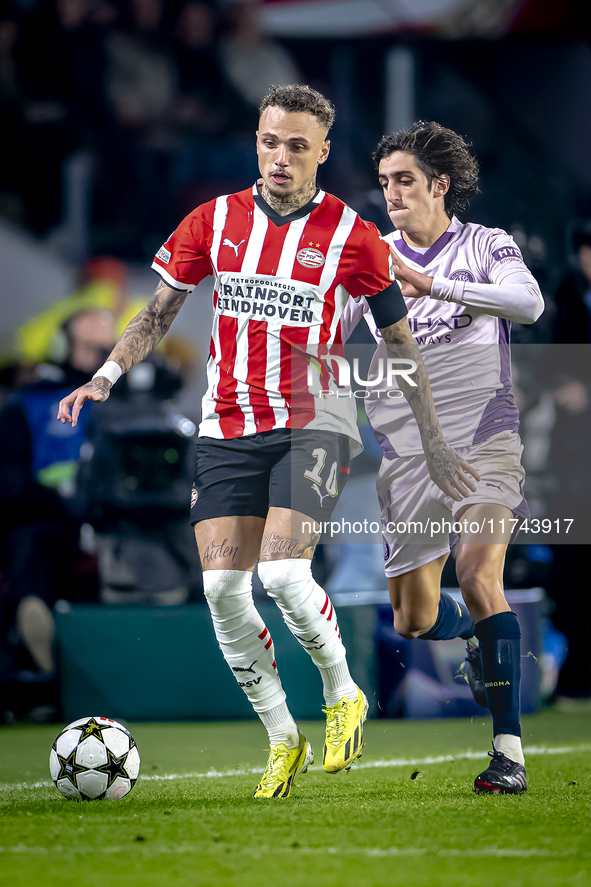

{"left": 190, "top": 428, "right": 351, "bottom": 525}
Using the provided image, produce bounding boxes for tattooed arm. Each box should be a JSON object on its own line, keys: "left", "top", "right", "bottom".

{"left": 57, "top": 280, "right": 188, "bottom": 426}
{"left": 380, "top": 316, "right": 479, "bottom": 501}
{"left": 105, "top": 280, "right": 188, "bottom": 371}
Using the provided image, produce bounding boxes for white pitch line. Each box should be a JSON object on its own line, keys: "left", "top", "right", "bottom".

{"left": 355, "top": 743, "right": 591, "bottom": 770}
{"left": 1, "top": 744, "right": 590, "bottom": 793}
{"left": 0, "top": 844, "right": 589, "bottom": 860}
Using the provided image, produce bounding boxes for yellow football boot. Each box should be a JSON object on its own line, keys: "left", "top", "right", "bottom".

{"left": 253, "top": 732, "right": 314, "bottom": 799}
{"left": 323, "top": 685, "right": 368, "bottom": 773}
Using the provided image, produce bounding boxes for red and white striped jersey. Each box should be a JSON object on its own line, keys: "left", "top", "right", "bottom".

{"left": 152, "top": 182, "right": 393, "bottom": 448}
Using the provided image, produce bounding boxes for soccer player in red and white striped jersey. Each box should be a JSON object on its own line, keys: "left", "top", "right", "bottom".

{"left": 58, "top": 86, "right": 477, "bottom": 798}
{"left": 151, "top": 177, "right": 396, "bottom": 446}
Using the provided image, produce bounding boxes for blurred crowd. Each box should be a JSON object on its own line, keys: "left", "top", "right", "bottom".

{"left": 0, "top": 255, "right": 204, "bottom": 720}
{"left": 0, "top": 0, "right": 302, "bottom": 257}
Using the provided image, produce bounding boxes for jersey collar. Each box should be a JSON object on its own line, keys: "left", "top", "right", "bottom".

{"left": 252, "top": 181, "right": 324, "bottom": 227}
{"left": 392, "top": 216, "right": 463, "bottom": 267}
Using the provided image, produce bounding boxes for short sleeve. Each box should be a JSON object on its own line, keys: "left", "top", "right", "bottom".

{"left": 151, "top": 204, "right": 215, "bottom": 291}
{"left": 341, "top": 220, "right": 394, "bottom": 298}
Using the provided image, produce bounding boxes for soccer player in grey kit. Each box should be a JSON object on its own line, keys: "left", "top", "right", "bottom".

{"left": 343, "top": 121, "right": 544, "bottom": 793}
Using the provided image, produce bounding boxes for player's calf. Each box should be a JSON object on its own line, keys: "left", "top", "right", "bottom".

{"left": 416, "top": 591, "right": 475, "bottom": 641}
{"left": 204, "top": 570, "right": 285, "bottom": 706}
{"left": 258, "top": 558, "right": 358, "bottom": 703}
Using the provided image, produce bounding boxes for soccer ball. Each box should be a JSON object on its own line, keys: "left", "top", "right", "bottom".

{"left": 50, "top": 716, "right": 140, "bottom": 800}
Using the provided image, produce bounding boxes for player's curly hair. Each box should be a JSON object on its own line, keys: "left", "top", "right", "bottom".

{"left": 373, "top": 121, "right": 479, "bottom": 218}
{"left": 259, "top": 85, "right": 336, "bottom": 133}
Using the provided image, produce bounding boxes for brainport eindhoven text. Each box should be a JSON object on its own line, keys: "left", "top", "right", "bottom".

{"left": 217, "top": 279, "right": 315, "bottom": 323}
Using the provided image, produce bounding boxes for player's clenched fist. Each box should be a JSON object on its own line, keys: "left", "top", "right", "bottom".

{"left": 57, "top": 377, "right": 113, "bottom": 427}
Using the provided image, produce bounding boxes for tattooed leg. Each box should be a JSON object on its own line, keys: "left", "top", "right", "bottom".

{"left": 194, "top": 516, "right": 265, "bottom": 572}
{"left": 196, "top": 515, "right": 297, "bottom": 741}
{"left": 258, "top": 508, "right": 357, "bottom": 702}
{"left": 259, "top": 508, "right": 321, "bottom": 562}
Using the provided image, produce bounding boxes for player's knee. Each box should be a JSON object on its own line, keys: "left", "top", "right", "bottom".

{"left": 258, "top": 558, "right": 312, "bottom": 591}
{"left": 203, "top": 569, "right": 253, "bottom": 600}
{"left": 258, "top": 558, "right": 321, "bottom": 615}
{"left": 456, "top": 563, "right": 497, "bottom": 608}
{"left": 393, "top": 610, "right": 433, "bottom": 640}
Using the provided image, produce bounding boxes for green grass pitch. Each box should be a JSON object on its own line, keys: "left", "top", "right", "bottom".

{"left": 1, "top": 709, "right": 590, "bottom": 887}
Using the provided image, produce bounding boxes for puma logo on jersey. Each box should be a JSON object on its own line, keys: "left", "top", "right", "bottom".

{"left": 223, "top": 238, "right": 246, "bottom": 256}
{"left": 485, "top": 481, "right": 503, "bottom": 491}
{"left": 312, "top": 483, "right": 330, "bottom": 506}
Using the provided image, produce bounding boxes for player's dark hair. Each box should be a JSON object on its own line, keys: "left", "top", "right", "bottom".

{"left": 259, "top": 85, "right": 336, "bottom": 133}
{"left": 374, "top": 121, "right": 479, "bottom": 217}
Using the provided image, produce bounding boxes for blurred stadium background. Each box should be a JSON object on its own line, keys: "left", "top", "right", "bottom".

{"left": 0, "top": 0, "right": 589, "bottom": 725}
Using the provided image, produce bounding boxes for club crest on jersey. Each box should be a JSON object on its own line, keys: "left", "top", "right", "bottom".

{"left": 157, "top": 246, "right": 171, "bottom": 264}
{"left": 450, "top": 269, "right": 475, "bottom": 282}
{"left": 297, "top": 247, "right": 325, "bottom": 269}
{"left": 190, "top": 487, "right": 198, "bottom": 508}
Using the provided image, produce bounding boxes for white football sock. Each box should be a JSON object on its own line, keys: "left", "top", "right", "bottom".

{"left": 258, "top": 559, "right": 357, "bottom": 704}
{"left": 203, "top": 570, "right": 287, "bottom": 714}
{"left": 258, "top": 702, "right": 300, "bottom": 749}
{"left": 318, "top": 658, "right": 359, "bottom": 706}
{"left": 494, "top": 733, "right": 525, "bottom": 766}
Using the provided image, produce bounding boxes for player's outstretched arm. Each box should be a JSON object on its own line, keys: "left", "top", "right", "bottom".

{"left": 380, "top": 316, "right": 480, "bottom": 502}
{"left": 57, "top": 280, "right": 188, "bottom": 426}
{"left": 390, "top": 248, "right": 544, "bottom": 324}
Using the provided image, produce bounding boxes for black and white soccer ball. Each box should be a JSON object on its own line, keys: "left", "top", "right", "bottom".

{"left": 50, "top": 716, "right": 140, "bottom": 800}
